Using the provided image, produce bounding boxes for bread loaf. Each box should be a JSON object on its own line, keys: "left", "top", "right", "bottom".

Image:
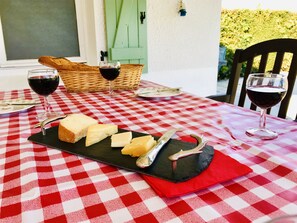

{"left": 38, "top": 56, "right": 96, "bottom": 71}
{"left": 58, "top": 114, "right": 98, "bottom": 143}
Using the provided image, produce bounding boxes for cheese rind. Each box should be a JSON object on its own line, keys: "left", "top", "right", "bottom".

{"left": 111, "top": 131, "right": 132, "bottom": 147}
{"left": 85, "top": 124, "right": 118, "bottom": 147}
{"left": 121, "top": 135, "right": 156, "bottom": 157}
{"left": 58, "top": 114, "right": 97, "bottom": 143}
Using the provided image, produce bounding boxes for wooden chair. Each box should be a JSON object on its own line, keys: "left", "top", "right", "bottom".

{"left": 208, "top": 38, "right": 297, "bottom": 119}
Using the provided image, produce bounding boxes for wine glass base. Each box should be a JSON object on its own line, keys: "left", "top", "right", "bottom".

{"left": 109, "top": 92, "right": 117, "bottom": 97}
{"left": 106, "top": 89, "right": 119, "bottom": 97}
{"left": 246, "top": 128, "right": 278, "bottom": 140}
{"left": 37, "top": 112, "right": 62, "bottom": 122}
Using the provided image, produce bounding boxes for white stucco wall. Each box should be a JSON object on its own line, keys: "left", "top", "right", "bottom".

{"left": 142, "top": 0, "right": 221, "bottom": 96}
{"left": 0, "top": 0, "right": 222, "bottom": 96}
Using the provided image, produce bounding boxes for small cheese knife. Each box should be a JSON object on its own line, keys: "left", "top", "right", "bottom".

{"left": 136, "top": 128, "right": 180, "bottom": 168}
{"left": 0, "top": 99, "right": 40, "bottom": 106}
{"left": 38, "top": 114, "right": 67, "bottom": 135}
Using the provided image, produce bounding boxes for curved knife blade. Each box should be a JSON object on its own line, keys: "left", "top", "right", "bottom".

{"left": 136, "top": 128, "right": 179, "bottom": 168}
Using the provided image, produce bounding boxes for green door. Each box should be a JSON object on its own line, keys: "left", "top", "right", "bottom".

{"left": 104, "top": 0, "right": 147, "bottom": 72}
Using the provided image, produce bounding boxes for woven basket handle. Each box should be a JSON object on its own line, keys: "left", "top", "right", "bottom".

{"left": 38, "top": 56, "right": 96, "bottom": 71}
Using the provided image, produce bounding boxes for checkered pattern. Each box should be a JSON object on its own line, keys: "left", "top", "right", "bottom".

{"left": 1, "top": 80, "right": 296, "bottom": 223}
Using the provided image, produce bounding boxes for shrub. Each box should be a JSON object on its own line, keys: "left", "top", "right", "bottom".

{"left": 218, "top": 9, "right": 297, "bottom": 80}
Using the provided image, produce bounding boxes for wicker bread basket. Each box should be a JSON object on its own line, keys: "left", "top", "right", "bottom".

{"left": 38, "top": 56, "right": 144, "bottom": 93}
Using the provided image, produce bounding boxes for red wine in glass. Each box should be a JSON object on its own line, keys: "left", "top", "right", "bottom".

{"left": 99, "top": 61, "right": 121, "bottom": 96}
{"left": 28, "top": 69, "right": 60, "bottom": 121}
{"left": 246, "top": 87, "right": 287, "bottom": 109}
{"left": 28, "top": 75, "right": 59, "bottom": 96}
{"left": 245, "top": 73, "right": 288, "bottom": 140}
{"left": 99, "top": 67, "right": 120, "bottom": 81}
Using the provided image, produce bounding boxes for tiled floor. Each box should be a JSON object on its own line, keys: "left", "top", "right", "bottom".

{"left": 216, "top": 78, "right": 243, "bottom": 105}
{"left": 217, "top": 78, "right": 296, "bottom": 120}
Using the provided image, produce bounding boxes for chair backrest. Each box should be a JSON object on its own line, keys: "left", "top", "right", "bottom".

{"left": 226, "top": 38, "right": 297, "bottom": 119}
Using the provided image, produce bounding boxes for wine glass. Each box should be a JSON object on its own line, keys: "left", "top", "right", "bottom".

{"left": 99, "top": 61, "right": 121, "bottom": 96}
{"left": 28, "top": 68, "right": 60, "bottom": 121}
{"left": 246, "top": 73, "right": 288, "bottom": 140}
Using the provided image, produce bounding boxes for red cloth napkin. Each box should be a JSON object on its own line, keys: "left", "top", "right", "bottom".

{"left": 142, "top": 136, "right": 252, "bottom": 198}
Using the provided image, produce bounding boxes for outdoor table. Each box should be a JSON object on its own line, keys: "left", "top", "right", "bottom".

{"left": 1, "top": 80, "right": 296, "bottom": 223}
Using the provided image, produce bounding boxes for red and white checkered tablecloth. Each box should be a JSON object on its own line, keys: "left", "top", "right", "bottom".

{"left": 0, "top": 80, "right": 296, "bottom": 223}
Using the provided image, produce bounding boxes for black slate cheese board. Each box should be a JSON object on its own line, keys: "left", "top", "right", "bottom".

{"left": 28, "top": 126, "right": 214, "bottom": 182}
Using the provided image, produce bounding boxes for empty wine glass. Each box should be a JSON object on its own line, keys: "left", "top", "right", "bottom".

{"left": 28, "top": 68, "right": 60, "bottom": 121}
{"left": 246, "top": 73, "right": 288, "bottom": 140}
{"left": 99, "top": 61, "right": 121, "bottom": 96}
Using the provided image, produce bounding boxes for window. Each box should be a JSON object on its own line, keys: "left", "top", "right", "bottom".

{"left": 0, "top": 0, "right": 90, "bottom": 67}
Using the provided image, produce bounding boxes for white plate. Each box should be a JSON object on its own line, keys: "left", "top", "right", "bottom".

{"left": 135, "top": 87, "right": 182, "bottom": 98}
{"left": 0, "top": 99, "right": 37, "bottom": 115}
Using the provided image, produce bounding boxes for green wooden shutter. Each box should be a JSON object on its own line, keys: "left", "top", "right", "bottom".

{"left": 104, "top": 0, "right": 147, "bottom": 72}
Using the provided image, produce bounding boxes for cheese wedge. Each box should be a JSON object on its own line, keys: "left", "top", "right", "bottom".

{"left": 58, "top": 113, "right": 97, "bottom": 143}
{"left": 121, "top": 135, "right": 156, "bottom": 157}
{"left": 111, "top": 131, "right": 132, "bottom": 147}
{"left": 85, "top": 124, "right": 118, "bottom": 147}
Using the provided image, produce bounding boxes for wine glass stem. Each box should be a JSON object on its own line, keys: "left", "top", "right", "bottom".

{"left": 43, "top": 96, "right": 51, "bottom": 114}
{"left": 109, "top": 80, "right": 113, "bottom": 95}
{"left": 259, "top": 108, "right": 267, "bottom": 130}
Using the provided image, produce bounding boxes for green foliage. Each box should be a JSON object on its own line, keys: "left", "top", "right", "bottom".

{"left": 218, "top": 9, "right": 297, "bottom": 80}
{"left": 218, "top": 47, "right": 234, "bottom": 80}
